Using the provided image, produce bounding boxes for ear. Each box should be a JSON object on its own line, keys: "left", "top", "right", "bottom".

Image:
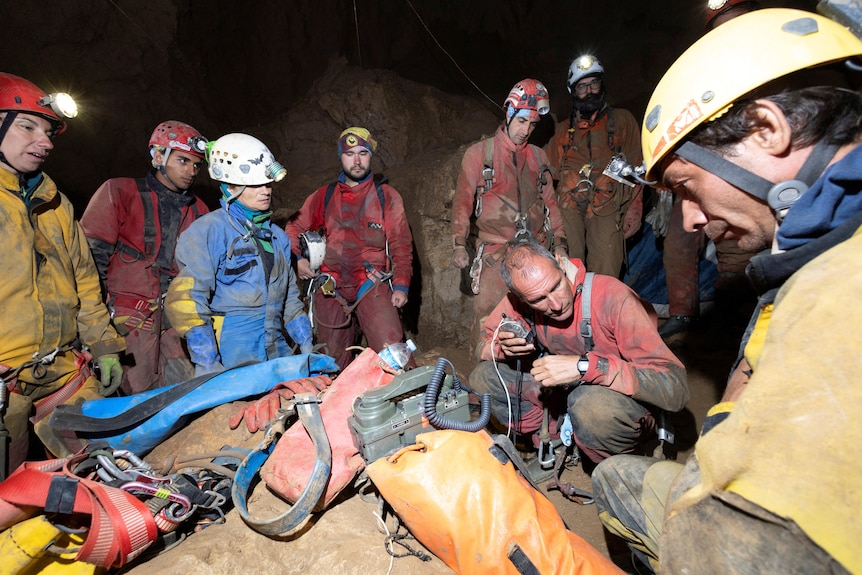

{"left": 748, "top": 99, "right": 793, "bottom": 158}
{"left": 151, "top": 147, "right": 165, "bottom": 168}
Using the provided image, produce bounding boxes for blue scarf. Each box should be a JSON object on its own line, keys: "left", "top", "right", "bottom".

{"left": 777, "top": 143, "right": 862, "bottom": 251}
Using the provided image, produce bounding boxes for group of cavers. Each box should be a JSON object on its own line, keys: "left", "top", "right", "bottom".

{"left": 2, "top": 0, "right": 862, "bottom": 573}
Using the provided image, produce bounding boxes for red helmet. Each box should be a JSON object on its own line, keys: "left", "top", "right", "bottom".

{"left": 0, "top": 72, "right": 71, "bottom": 134}
{"left": 503, "top": 79, "right": 550, "bottom": 120}
{"left": 705, "top": 0, "right": 761, "bottom": 31}
{"left": 148, "top": 120, "right": 206, "bottom": 159}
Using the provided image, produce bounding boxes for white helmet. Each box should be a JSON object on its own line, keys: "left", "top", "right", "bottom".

{"left": 567, "top": 54, "right": 604, "bottom": 94}
{"left": 207, "top": 133, "right": 286, "bottom": 186}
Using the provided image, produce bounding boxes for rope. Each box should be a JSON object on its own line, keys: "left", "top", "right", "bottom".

{"left": 353, "top": 0, "right": 363, "bottom": 68}
{"left": 403, "top": 0, "right": 499, "bottom": 111}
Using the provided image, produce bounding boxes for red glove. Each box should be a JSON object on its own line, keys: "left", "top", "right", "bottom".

{"left": 228, "top": 375, "right": 333, "bottom": 433}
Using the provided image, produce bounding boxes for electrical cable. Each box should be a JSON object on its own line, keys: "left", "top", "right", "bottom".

{"left": 491, "top": 321, "right": 514, "bottom": 440}
{"left": 403, "top": 0, "right": 499, "bottom": 111}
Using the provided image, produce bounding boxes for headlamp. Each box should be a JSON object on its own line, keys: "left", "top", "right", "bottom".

{"left": 37, "top": 92, "right": 78, "bottom": 119}
{"left": 576, "top": 55, "right": 597, "bottom": 71}
{"left": 266, "top": 161, "right": 287, "bottom": 183}
{"left": 188, "top": 135, "right": 208, "bottom": 157}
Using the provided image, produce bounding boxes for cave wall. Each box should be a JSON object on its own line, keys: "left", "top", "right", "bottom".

{"left": 3, "top": 0, "right": 818, "bottom": 349}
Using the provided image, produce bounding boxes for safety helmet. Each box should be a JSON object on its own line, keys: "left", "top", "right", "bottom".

{"left": 567, "top": 55, "right": 604, "bottom": 94}
{"left": 705, "top": 0, "right": 761, "bottom": 31}
{"left": 149, "top": 121, "right": 206, "bottom": 160}
{"left": 299, "top": 230, "right": 326, "bottom": 272}
{"left": 0, "top": 72, "right": 77, "bottom": 134}
{"left": 503, "top": 79, "right": 550, "bottom": 119}
{"left": 207, "top": 133, "right": 287, "bottom": 186}
{"left": 641, "top": 8, "right": 862, "bottom": 182}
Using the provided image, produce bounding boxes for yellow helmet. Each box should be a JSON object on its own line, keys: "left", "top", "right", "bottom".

{"left": 641, "top": 8, "right": 862, "bottom": 181}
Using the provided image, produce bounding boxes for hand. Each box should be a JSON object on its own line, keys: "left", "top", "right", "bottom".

{"left": 530, "top": 355, "right": 584, "bottom": 387}
{"left": 97, "top": 354, "right": 123, "bottom": 396}
{"left": 495, "top": 330, "right": 535, "bottom": 358}
{"left": 452, "top": 246, "right": 469, "bottom": 269}
{"left": 296, "top": 258, "right": 318, "bottom": 281}
{"left": 391, "top": 290, "right": 408, "bottom": 308}
{"left": 228, "top": 375, "right": 333, "bottom": 432}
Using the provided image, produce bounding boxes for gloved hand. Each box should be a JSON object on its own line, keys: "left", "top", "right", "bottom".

{"left": 286, "top": 315, "right": 314, "bottom": 355}
{"left": 452, "top": 245, "right": 469, "bottom": 269}
{"left": 228, "top": 375, "right": 333, "bottom": 433}
{"left": 185, "top": 324, "right": 223, "bottom": 376}
{"left": 97, "top": 354, "right": 123, "bottom": 396}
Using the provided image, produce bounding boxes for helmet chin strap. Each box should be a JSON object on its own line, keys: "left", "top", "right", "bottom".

{"left": 676, "top": 139, "right": 840, "bottom": 221}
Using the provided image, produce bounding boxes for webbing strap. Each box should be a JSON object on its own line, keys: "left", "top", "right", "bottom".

{"left": 580, "top": 272, "right": 595, "bottom": 352}
{"left": 0, "top": 460, "right": 157, "bottom": 567}
{"left": 231, "top": 396, "right": 331, "bottom": 535}
{"left": 323, "top": 177, "right": 387, "bottom": 218}
{"left": 136, "top": 178, "right": 156, "bottom": 259}
{"left": 48, "top": 368, "right": 227, "bottom": 433}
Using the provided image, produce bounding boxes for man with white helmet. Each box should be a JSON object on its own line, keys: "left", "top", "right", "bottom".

{"left": 590, "top": 9, "right": 862, "bottom": 573}
{"left": 286, "top": 127, "right": 414, "bottom": 370}
{"left": 0, "top": 72, "right": 125, "bottom": 470}
{"left": 451, "top": 79, "right": 568, "bottom": 343}
{"left": 165, "top": 133, "right": 313, "bottom": 375}
{"left": 81, "top": 121, "right": 210, "bottom": 394}
{"left": 545, "top": 55, "right": 642, "bottom": 279}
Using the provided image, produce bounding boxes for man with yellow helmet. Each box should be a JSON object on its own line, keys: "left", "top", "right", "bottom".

{"left": 590, "top": 9, "right": 862, "bottom": 574}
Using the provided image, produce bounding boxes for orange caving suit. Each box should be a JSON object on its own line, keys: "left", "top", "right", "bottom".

{"left": 451, "top": 126, "right": 567, "bottom": 339}
{"left": 286, "top": 175, "right": 413, "bottom": 369}
{"left": 546, "top": 106, "right": 642, "bottom": 278}
{"left": 81, "top": 173, "right": 208, "bottom": 393}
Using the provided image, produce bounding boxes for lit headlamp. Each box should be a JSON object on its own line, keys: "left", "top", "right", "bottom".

{"left": 266, "top": 161, "right": 287, "bottom": 183}
{"left": 37, "top": 92, "right": 78, "bottom": 119}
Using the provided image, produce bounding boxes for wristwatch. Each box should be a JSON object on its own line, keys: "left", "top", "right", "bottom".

{"left": 577, "top": 354, "right": 589, "bottom": 376}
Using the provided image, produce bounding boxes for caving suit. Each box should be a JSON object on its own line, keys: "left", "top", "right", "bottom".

{"left": 591, "top": 143, "right": 862, "bottom": 574}
{"left": 0, "top": 168, "right": 125, "bottom": 466}
{"left": 165, "top": 198, "right": 310, "bottom": 372}
{"left": 545, "top": 106, "right": 642, "bottom": 278}
{"left": 469, "top": 257, "right": 688, "bottom": 464}
{"left": 451, "top": 126, "right": 567, "bottom": 340}
{"left": 81, "top": 173, "right": 208, "bottom": 394}
{"left": 286, "top": 174, "right": 413, "bottom": 369}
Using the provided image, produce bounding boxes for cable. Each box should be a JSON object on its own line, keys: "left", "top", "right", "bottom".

{"left": 353, "top": 0, "right": 363, "bottom": 69}
{"left": 403, "top": 0, "right": 499, "bottom": 111}
{"left": 491, "top": 322, "right": 514, "bottom": 440}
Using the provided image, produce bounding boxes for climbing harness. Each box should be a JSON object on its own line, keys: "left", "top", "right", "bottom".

{"left": 0, "top": 442, "right": 237, "bottom": 569}
{"left": 468, "top": 137, "right": 554, "bottom": 294}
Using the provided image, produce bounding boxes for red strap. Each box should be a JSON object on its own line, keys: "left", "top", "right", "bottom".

{"left": 0, "top": 457, "right": 158, "bottom": 567}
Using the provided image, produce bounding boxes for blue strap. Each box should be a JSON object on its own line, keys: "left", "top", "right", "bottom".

{"left": 231, "top": 395, "right": 332, "bottom": 535}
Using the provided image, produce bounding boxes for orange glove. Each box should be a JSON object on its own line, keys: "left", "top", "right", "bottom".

{"left": 228, "top": 375, "right": 333, "bottom": 433}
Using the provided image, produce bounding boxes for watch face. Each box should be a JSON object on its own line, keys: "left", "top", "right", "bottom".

{"left": 578, "top": 358, "right": 589, "bottom": 374}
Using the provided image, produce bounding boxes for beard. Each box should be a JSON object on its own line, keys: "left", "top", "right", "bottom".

{"left": 573, "top": 93, "right": 606, "bottom": 117}
{"left": 344, "top": 165, "right": 371, "bottom": 184}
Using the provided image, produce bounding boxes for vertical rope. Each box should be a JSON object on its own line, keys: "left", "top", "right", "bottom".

{"left": 353, "top": 0, "right": 363, "bottom": 68}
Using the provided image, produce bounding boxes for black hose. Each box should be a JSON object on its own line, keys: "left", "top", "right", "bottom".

{"left": 424, "top": 357, "right": 490, "bottom": 432}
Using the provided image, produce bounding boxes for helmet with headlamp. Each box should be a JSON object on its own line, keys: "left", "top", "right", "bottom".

{"left": 207, "top": 133, "right": 286, "bottom": 187}
{"left": 642, "top": 8, "right": 862, "bottom": 190}
{"left": 503, "top": 79, "right": 550, "bottom": 121}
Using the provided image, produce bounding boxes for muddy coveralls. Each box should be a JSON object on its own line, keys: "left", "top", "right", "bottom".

{"left": 470, "top": 257, "right": 688, "bottom": 464}
{"left": 81, "top": 173, "right": 208, "bottom": 393}
{"left": 545, "top": 106, "right": 642, "bottom": 278}
{"left": 165, "top": 198, "right": 309, "bottom": 371}
{"left": 451, "top": 126, "right": 567, "bottom": 341}
{"left": 591, "top": 145, "right": 862, "bottom": 574}
{"left": 286, "top": 174, "right": 413, "bottom": 369}
{"left": 0, "top": 169, "right": 125, "bottom": 467}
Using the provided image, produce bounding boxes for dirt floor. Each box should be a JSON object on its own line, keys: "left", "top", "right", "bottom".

{"left": 114, "top": 294, "right": 754, "bottom": 575}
